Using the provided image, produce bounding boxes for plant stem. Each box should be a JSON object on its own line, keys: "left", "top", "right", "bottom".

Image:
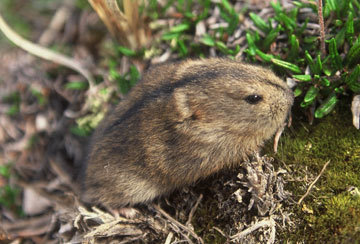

{"left": 317, "top": 0, "right": 326, "bottom": 56}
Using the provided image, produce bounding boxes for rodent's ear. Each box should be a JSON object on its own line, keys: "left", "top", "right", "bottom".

{"left": 173, "top": 88, "right": 193, "bottom": 121}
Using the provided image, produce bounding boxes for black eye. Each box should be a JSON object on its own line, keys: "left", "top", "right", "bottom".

{"left": 245, "top": 95, "right": 263, "bottom": 104}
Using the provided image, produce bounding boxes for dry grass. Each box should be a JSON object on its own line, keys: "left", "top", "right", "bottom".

{"left": 88, "top": 0, "right": 150, "bottom": 50}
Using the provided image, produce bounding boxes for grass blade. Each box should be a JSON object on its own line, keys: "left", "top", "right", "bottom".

{"left": 315, "top": 93, "right": 338, "bottom": 118}
{"left": 271, "top": 58, "right": 302, "bottom": 73}
{"left": 304, "top": 86, "right": 319, "bottom": 103}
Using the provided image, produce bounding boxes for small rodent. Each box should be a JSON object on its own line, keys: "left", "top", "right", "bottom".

{"left": 82, "top": 58, "right": 294, "bottom": 208}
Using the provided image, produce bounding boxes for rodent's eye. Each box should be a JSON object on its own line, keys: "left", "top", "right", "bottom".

{"left": 244, "top": 95, "right": 263, "bottom": 104}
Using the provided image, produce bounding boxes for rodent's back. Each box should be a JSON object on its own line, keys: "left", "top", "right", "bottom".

{"left": 83, "top": 58, "right": 294, "bottom": 208}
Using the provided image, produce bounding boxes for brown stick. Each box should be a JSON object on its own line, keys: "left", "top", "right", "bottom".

{"left": 0, "top": 13, "right": 95, "bottom": 88}
{"left": 186, "top": 194, "right": 203, "bottom": 226}
{"left": 317, "top": 0, "right": 326, "bottom": 56}
{"left": 298, "top": 160, "right": 330, "bottom": 205}
{"left": 154, "top": 204, "right": 204, "bottom": 244}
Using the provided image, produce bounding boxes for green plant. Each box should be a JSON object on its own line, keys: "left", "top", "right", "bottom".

{"left": 109, "top": 58, "right": 140, "bottom": 94}
{"left": 0, "top": 163, "right": 22, "bottom": 215}
{"left": 2, "top": 91, "right": 20, "bottom": 116}
{"left": 245, "top": 0, "right": 360, "bottom": 119}
{"left": 65, "top": 81, "right": 89, "bottom": 90}
{"left": 31, "top": 88, "right": 48, "bottom": 106}
{"left": 160, "top": 0, "right": 213, "bottom": 57}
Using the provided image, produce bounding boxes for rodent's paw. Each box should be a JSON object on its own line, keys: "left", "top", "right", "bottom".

{"left": 113, "top": 207, "right": 140, "bottom": 219}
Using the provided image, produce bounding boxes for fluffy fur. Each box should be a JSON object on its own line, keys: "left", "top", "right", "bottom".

{"left": 82, "top": 58, "right": 294, "bottom": 208}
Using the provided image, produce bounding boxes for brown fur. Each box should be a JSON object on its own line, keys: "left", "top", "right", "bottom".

{"left": 82, "top": 58, "right": 294, "bottom": 208}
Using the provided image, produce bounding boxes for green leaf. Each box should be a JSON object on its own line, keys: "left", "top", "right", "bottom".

{"left": 129, "top": 66, "right": 140, "bottom": 86}
{"left": 0, "top": 165, "right": 11, "bottom": 178}
{"left": 340, "top": 0, "right": 351, "bottom": 18}
{"left": 117, "top": 77, "right": 130, "bottom": 94}
{"left": 345, "top": 64, "right": 360, "bottom": 92}
{"left": 292, "top": 1, "right": 304, "bottom": 7}
{"left": 246, "top": 32, "right": 256, "bottom": 56}
{"left": 294, "top": 87, "right": 303, "bottom": 97}
{"left": 297, "top": 18, "right": 309, "bottom": 35}
{"left": 304, "top": 36, "right": 318, "bottom": 44}
{"left": 334, "top": 87, "right": 345, "bottom": 93}
{"left": 323, "top": 67, "right": 332, "bottom": 76}
{"left": 184, "top": 12, "right": 195, "bottom": 19}
{"left": 315, "top": 94, "right": 338, "bottom": 118}
{"left": 315, "top": 54, "right": 323, "bottom": 75}
{"left": 345, "top": 41, "right": 360, "bottom": 68}
{"left": 255, "top": 49, "right": 274, "bottom": 62}
{"left": 304, "top": 86, "right": 319, "bottom": 103}
{"left": 321, "top": 78, "right": 331, "bottom": 87}
{"left": 0, "top": 185, "right": 19, "bottom": 209}
{"left": 270, "top": 1, "right": 282, "bottom": 14}
{"left": 70, "top": 125, "right": 92, "bottom": 137}
{"left": 300, "top": 100, "right": 313, "bottom": 108}
{"left": 335, "top": 27, "right": 346, "bottom": 48}
{"left": 253, "top": 31, "right": 261, "bottom": 42}
{"left": 65, "top": 81, "right": 89, "bottom": 90}
{"left": 162, "top": 32, "right": 180, "bottom": 40}
{"left": 249, "top": 12, "right": 269, "bottom": 33}
{"left": 200, "top": 34, "right": 215, "bottom": 46}
{"left": 353, "top": 0, "right": 360, "bottom": 10}
{"left": 271, "top": 58, "right": 302, "bottom": 74}
{"left": 304, "top": 50, "right": 316, "bottom": 74}
{"left": 263, "top": 24, "right": 281, "bottom": 50}
{"left": 293, "top": 74, "right": 312, "bottom": 82}
{"left": 31, "top": 88, "right": 47, "bottom": 106}
{"left": 329, "top": 38, "right": 343, "bottom": 70}
{"left": 109, "top": 69, "right": 121, "bottom": 80}
{"left": 221, "top": 0, "right": 236, "bottom": 15}
{"left": 232, "top": 45, "right": 241, "bottom": 56}
{"left": 177, "top": 39, "right": 188, "bottom": 56}
{"left": 289, "top": 34, "right": 300, "bottom": 61}
{"left": 117, "top": 46, "right": 137, "bottom": 56}
{"left": 169, "top": 23, "right": 190, "bottom": 33}
{"left": 6, "top": 104, "right": 19, "bottom": 116}
{"left": 345, "top": 11, "right": 354, "bottom": 44}
{"left": 276, "top": 12, "right": 295, "bottom": 32}
{"left": 215, "top": 41, "right": 230, "bottom": 54}
{"left": 334, "top": 19, "right": 343, "bottom": 27}
{"left": 325, "top": 0, "right": 337, "bottom": 12}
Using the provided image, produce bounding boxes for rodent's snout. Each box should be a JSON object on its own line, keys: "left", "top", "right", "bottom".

{"left": 270, "top": 88, "right": 294, "bottom": 120}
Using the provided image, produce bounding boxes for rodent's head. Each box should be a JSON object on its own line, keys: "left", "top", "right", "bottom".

{"left": 172, "top": 58, "right": 294, "bottom": 143}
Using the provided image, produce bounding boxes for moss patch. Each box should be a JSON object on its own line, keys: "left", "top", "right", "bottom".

{"left": 267, "top": 102, "right": 360, "bottom": 242}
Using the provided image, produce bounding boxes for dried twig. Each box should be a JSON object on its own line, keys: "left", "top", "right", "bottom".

{"left": 164, "top": 232, "right": 174, "bottom": 244}
{"left": 230, "top": 217, "right": 276, "bottom": 243}
{"left": 186, "top": 194, "right": 203, "bottom": 226}
{"left": 212, "top": 226, "right": 228, "bottom": 239}
{"left": 317, "top": 0, "right": 326, "bottom": 56}
{"left": 38, "top": 0, "right": 75, "bottom": 46}
{"left": 88, "top": 0, "right": 149, "bottom": 50}
{"left": 297, "top": 160, "right": 330, "bottom": 205}
{"left": 0, "top": 13, "right": 95, "bottom": 88}
{"left": 153, "top": 205, "right": 204, "bottom": 244}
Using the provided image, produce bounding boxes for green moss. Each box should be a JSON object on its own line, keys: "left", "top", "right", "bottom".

{"left": 194, "top": 204, "right": 227, "bottom": 243}
{"left": 267, "top": 102, "right": 360, "bottom": 242}
{"left": 309, "top": 193, "right": 360, "bottom": 242}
